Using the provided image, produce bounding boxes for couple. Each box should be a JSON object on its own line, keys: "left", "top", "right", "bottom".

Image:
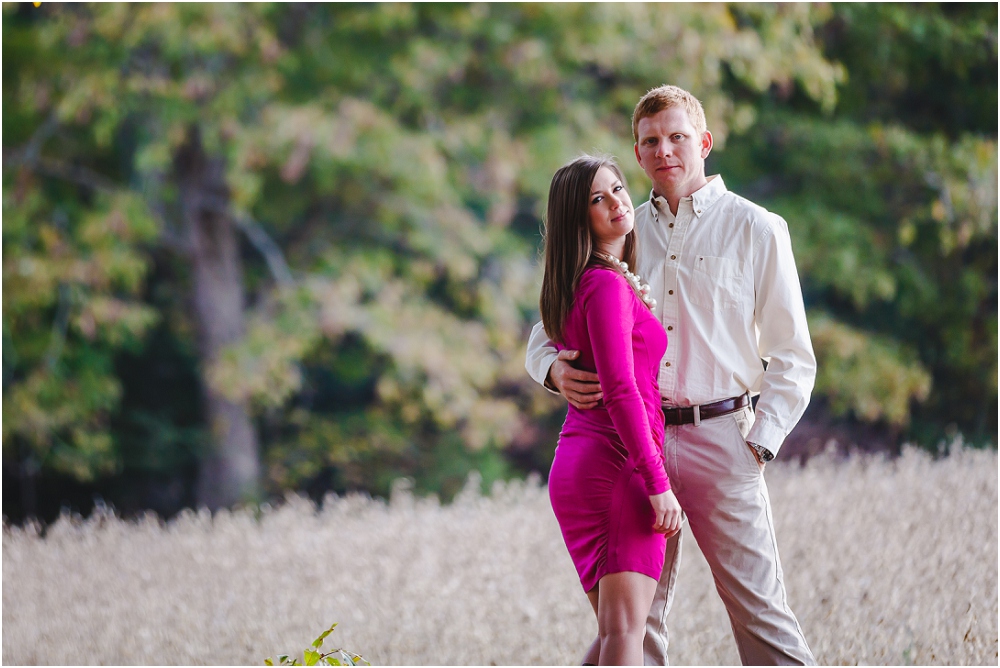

{"left": 528, "top": 85, "right": 817, "bottom": 666}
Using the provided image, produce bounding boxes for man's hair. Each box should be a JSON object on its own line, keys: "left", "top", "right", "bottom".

{"left": 539, "top": 155, "right": 637, "bottom": 344}
{"left": 631, "top": 85, "right": 707, "bottom": 143}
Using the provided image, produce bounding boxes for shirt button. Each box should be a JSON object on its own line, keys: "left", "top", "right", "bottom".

{"left": 669, "top": 223, "right": 674, "bottom": 228}
{"left": 665, "top": 362, "right": 671, "bottom": 367}
{"left": 668, "top": 290, "right": 674, "bottom": 295}
{"left": 670, "top": 255, "right": 676, "bottom": 260}
{"left": 667, "top": 326, "right": 673, "bottom": 331}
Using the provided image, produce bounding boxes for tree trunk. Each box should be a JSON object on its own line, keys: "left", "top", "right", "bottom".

{"left": 174, "top": 126, "right": 260, "bottom": 509}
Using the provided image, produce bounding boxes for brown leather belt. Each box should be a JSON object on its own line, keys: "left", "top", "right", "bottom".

{"left": 662, "top": 393, "right": 750, "bottom": 426}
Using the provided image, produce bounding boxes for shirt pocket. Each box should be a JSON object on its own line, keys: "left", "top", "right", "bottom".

{"left": 688, "top": 255, "right": 743, "bottom": 310}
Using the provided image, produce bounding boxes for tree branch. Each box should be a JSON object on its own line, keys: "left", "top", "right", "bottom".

{"left": 44, "top": 283, "right": 72, "bottom": 371}
{"left": 234, "top": 216, "right": 295, "bottom": 287}
{"left": 198, "top": 200, "right": 295, "bottom": 287}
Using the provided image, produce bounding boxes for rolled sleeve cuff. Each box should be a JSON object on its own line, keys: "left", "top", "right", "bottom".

{"left": 542, "top": 369, "right": 560, "bottom": 394}
{"left": 746, "top": 416, "right": 788, "bottom": 458}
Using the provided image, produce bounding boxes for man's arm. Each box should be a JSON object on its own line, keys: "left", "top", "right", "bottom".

{"left": 525, "top": 321, "right": 561, "bottom": 391}
{"left": 525, "top": 320, "right": 603, "bottom": 409}
{"left": 745, "top": 217, "right": 817, "bottom": 457}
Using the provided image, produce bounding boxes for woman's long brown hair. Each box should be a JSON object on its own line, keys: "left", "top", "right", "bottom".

{"left": 540, "top": 155, "right": 637, "bottom": 344}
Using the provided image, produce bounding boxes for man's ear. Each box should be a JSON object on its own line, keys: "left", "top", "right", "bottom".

{"left": 634, "top": 142, "right": 642, "bottom": 166}
{"left": 701, "top": 131, "right": 714, "bottom": 159}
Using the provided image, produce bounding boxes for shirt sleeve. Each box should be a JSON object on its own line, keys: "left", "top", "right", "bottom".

{"left": 524, "top": 320, "right": 560, "bottom": 394}
{"left": 583, "top": 273, "right": 669, "bottom": 495}
{"left": 746, "top": 216, "right": 817, "bottom": 455}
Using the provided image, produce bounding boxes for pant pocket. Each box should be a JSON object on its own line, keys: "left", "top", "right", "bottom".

{"left": 730, "top": 409, "right": 760, "bottom": 474}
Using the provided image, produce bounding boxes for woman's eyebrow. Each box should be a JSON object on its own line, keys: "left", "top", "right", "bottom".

{"left": 591, "top": 181, "right": 622, "bottom": 195}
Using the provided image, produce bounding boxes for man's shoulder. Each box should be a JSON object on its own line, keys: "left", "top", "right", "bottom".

{"left": 718, "top": 188, "right": 782, "bottom": 222}
{"left": 717, "top": 189, "right": 788, "bottom": 235}
{"left": 634, "top": 198, "right": 654, "bottom": 220}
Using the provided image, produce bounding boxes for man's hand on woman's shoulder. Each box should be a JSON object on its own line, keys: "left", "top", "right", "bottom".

{"left": 549, "top": 349, "right": 602, "bottom": 410}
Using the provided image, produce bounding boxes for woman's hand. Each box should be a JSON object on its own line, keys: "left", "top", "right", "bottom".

{"left": 649, "top": 490, "right": 683, "bottom": 537}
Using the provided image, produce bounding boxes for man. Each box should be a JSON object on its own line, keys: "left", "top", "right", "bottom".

{"left": 526, "top": 85, "right": 817, "bottom": 665}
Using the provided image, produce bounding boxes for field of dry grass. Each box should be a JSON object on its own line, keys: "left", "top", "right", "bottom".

{"left": 3, "top": 446, "right": 997, "bottom": 666}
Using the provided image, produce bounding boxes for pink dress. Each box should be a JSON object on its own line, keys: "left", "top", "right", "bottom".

{"left": 548, "top": 266, "right": 669, "bottom": 592}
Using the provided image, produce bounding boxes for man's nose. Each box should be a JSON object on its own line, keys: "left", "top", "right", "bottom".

{"left": 656, "top": 141, "right": 672, "bottom": 158}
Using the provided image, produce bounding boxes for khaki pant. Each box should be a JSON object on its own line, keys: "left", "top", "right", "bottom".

{"left": 643, "top": 406, "right": 816, "bottom": 666}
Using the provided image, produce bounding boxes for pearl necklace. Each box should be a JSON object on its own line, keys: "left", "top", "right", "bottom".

{"left": 598, "top": 253, "right": 657, "bottom": 310}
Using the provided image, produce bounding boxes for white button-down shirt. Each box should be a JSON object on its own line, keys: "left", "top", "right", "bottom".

{"left": 526, "top": 175, "right": 816, "bottom": 455}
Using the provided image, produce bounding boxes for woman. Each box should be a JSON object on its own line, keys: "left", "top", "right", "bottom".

{"left": 540, "top": 155, "right": 683, "bottom": 666}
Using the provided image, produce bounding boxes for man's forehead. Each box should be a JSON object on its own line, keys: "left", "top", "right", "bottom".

{"left": 637, "top": 107, "right": 698, "bottom": 135}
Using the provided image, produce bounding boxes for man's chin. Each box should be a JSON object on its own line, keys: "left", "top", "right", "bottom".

{"left": 651, "top": 177, "right": 679, "bottom": 194}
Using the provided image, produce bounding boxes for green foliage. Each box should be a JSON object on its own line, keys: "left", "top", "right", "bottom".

{"left": 715, "top": 3, "right": 996, "bottom": 443}
{"left": 821, "top": 3, "right": 997, "bottom": 135}
{"left": 2, "top": 181, "right": 159, "bottom": 480}
{"left": 809, "top": 313, "right": 931, "bottom": 427}
{"left": 264, "top": 623, "right": 370, "bottom": 667}
{"left": 2, "top": 3, "right": 995, "bottom": 518}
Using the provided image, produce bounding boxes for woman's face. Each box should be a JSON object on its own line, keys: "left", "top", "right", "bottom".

{"left": 588, "top": 166, "right": 634, "bottom": 257}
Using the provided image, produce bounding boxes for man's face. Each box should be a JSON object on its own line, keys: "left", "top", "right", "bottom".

{"left": 634, "top": 106, "right": 713, "bottom": 201}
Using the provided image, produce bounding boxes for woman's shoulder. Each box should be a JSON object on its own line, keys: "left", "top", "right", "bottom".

{"left": 579, "top": 265, "right": 625, "bottom": 287}
{"left": 577, "top": 265, "right": 632, "bottom": 303}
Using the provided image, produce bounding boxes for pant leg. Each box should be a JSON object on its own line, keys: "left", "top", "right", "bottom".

{"left": 672, "top": 407, "right": 815, "bottom": 666}
{"left": 643, "top": 527, "right": 682, "bottom": 665}
{"left": 643, "top": 408, "right": 689, "bottom": 666}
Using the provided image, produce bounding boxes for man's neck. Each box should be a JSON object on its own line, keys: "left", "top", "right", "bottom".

{"left": 652, "top": 176, "right": 710, "bottom": 216}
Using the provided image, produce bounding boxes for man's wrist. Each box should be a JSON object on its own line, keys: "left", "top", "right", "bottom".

{"left": 747, "top": 441, "right": 774, "bottom": 463}
{"left": 543, "top": 369, "right": 558, "bottom": 393}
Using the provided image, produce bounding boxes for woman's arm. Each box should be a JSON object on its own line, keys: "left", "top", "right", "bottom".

{"left": 583, "top": 272, "right": 669, "bottom": 496}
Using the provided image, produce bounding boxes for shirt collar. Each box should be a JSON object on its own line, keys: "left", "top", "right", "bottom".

{"left": 649, "top": 175, "right": 727, "bottom": 219}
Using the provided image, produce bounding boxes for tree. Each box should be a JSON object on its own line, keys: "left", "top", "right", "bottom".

{"left": 19, "top": 3, "right": 987, "bottom": 519}
{"left": 5, "top": 4, "right": 289, "bottom": 508}
{"left": 715, "top": 3, "right": 997, "bottom": 446}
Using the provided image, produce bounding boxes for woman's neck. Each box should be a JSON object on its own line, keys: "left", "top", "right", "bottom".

{"left": 596, "top": 240, "right": 625, "bottom": 260}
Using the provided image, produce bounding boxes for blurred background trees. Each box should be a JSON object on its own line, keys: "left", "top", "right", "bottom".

{"left": 3, "top": 3, "right": 996, "bottom": 521}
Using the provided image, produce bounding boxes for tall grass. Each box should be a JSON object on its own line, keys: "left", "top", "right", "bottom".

{"left": 3, "top": 446, "right": 997, "bottom": 665}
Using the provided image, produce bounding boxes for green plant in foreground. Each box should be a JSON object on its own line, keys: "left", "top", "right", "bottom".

{"left": 265, "top": 623, "right": 370, "bottom": 666}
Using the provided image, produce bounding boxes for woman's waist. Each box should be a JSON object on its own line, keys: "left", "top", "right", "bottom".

{"left": 562, "top": 402, "right": 665, "bottom": 434}
{"left": 563, "top": 406, "right": 613, "bottom": 431}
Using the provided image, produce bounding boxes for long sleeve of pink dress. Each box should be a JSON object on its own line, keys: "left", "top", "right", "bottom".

{"left": 582, "top": 271, "right": 669, "bottom": 495}
{"left": 547, "top": 266, "right": 670, "bottom": 591}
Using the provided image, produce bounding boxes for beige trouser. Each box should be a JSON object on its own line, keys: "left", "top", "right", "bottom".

{"left": 643, "top": 406, "right": 816, "bottom": 666}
